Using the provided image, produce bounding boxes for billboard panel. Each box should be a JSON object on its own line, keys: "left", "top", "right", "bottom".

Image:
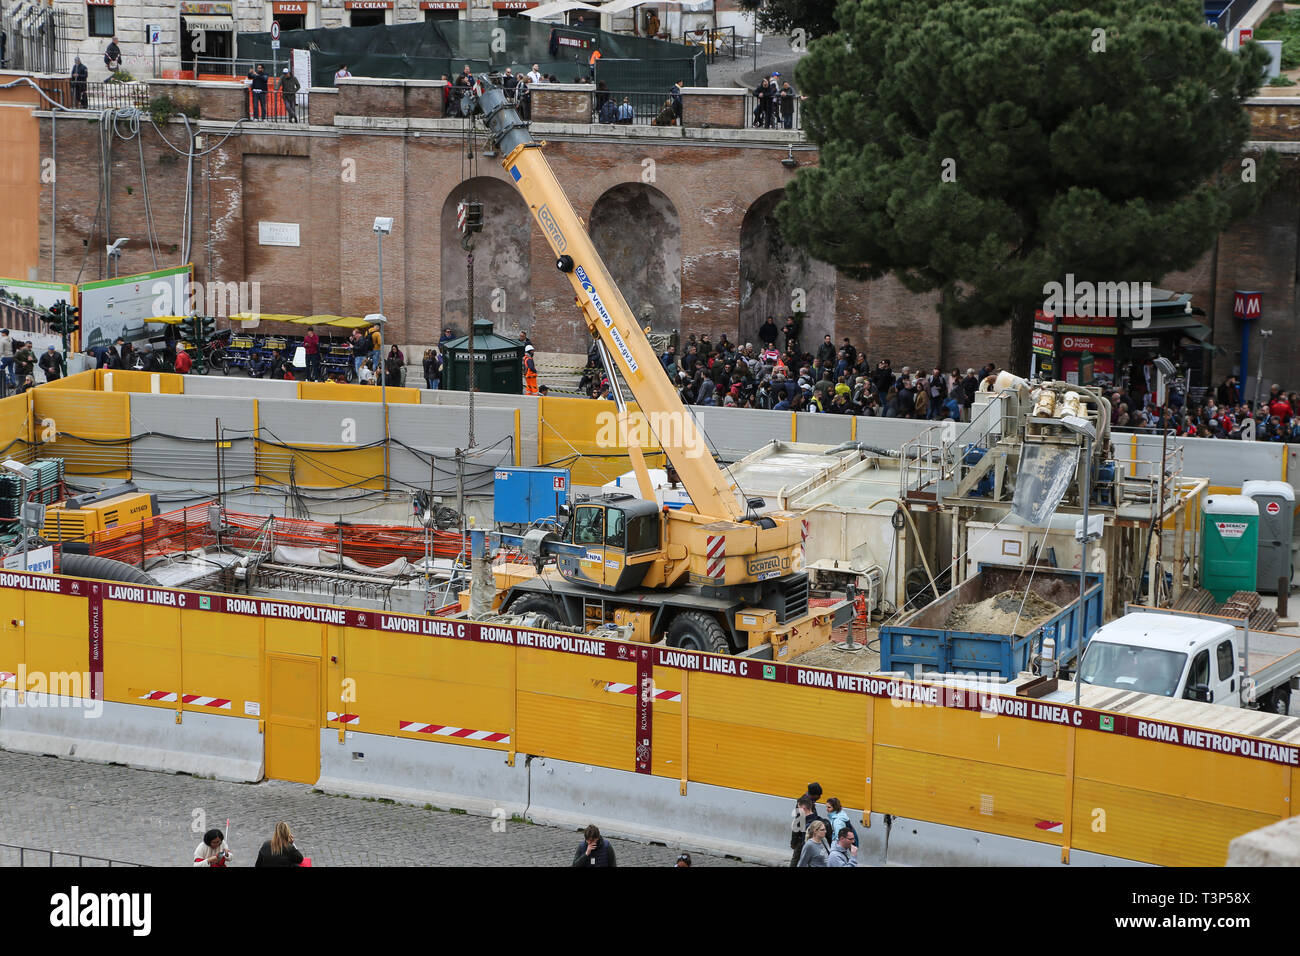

{"left": 77, "top": 265, "right": 192, "bottom": 349}
{"left": 0, "top": 277, "right": 76, "bottom": 353}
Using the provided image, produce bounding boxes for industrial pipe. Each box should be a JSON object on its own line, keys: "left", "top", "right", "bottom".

{"left": 57, "top": 552, "right": 157, "bottom": 585}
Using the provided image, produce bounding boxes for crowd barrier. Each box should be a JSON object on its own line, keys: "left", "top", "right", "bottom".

{"left": 0, "top": 569, "right": 1293, "bottom": 866}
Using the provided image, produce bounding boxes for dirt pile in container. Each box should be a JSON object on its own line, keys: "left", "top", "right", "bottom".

{"left": 945, "top": 589, "right": 1060, "bottom": 636}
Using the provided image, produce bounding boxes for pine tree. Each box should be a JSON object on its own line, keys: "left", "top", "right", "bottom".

{"left": 777, "top": 0, "right": 1275, "bottom": 372}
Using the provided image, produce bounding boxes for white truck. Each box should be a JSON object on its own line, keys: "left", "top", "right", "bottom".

{"left": 1076, "top": 608, "right": 1300, "bottom": 715}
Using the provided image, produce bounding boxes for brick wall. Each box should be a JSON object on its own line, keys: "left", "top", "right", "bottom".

{"left": 681, "top": 89, "right": 745, "bottom": 129}
{"left": 529, "top": 85, "right": 592, "bottom": 124}
{"left": 36, "top": 106, "right": 1300, "bottom": 382}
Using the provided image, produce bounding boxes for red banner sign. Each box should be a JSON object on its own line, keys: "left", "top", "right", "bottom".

{"left": 345, "top": 0, "right": 392, "bottom": 7}
{"left": 85, "top": 0, "right": 115, "bottom": 6}
{"left": 273, "top": 2, "right": 308, "bottom": 12}
{"left": 1059, "top": 334, "right": 1114, "bottom": 353}
{"left": 635, "top": 647, "right": 653, "bottom": 774}
{"left": 1234, "top": 290, "right": 1261, "bottom": 320}
{"left": 420, "top": 1, "right": 465, "bottom": 7}
{"left": 87, "top": 582, "right": 103, "bottom": 700}
{"left": 1031, "top": 330, "right": 1053, "bottom": 355}
{"left": 493, "top": 1, "right": 537, "bottom": 7}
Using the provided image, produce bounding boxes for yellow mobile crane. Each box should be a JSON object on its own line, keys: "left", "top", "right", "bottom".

{"left": 469, "top": 75, "right": 846, "bottom": 655}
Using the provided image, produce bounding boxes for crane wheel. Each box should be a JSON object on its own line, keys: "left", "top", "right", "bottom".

{"left": 667, "top": 611, "right": 731, "bottom": 655}
{"left": 509, "top": 593, "right": 566, "bottom": 628}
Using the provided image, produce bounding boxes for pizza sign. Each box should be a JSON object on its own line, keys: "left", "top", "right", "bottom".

{"left": 1216, "top": 521, "right": 1248, "bottom": 539}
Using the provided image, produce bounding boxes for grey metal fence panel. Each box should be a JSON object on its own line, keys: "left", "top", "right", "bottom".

{"left": 793, "top": 413, "right": 853, "bottom": 446}
{"left": 853, "top": 417, "right": 948, "bottom": 451}
{"left": 256, "top": 399, "right": 384, "bottom": 446}
{"left": 1169, "top": 434, "right": 1285, "bottom": 488}
{"left": 182, "top": 377, "right": 300, "bottom": 399}
{"left": 388, "top": 404, "right": 516, "bottom": 495}
{"left": 129, "top": 395, "right": 257, "bottom": 482}
{"left": 690, "top": 406, "right": 789, "bottom": 462}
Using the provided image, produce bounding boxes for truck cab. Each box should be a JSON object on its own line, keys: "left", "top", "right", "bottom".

{"left": 1077, "top": 613, "right": 1241, "bottom": 704}
{"left": 555, "top": 493, "right": 663, "bottom": 592}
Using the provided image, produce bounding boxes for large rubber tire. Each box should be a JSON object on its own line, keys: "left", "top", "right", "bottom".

{"left": 509, "top": 593, "right": 566, "bottom": 628}
{"left": 667, "top": 610, "right": 732, "bottom": 655}
{"left": 1266, "top": 685, "right": 1292, "bottom": 716}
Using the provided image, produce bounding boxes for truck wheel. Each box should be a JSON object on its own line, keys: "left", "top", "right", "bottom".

{"left": 668, "top": 611, "right": 732, "bottom": 655}
{"left": 1266, "top": 685, "right": 1292, "bottom": 716}
{"left": 509, "top": 593, "right": 565, "bottom": 628}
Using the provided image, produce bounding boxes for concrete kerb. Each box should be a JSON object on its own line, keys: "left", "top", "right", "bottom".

{"left": 0, "top": 692, "right": 263, "bottom": 782}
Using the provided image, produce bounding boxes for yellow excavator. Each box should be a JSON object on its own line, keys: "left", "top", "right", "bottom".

{"left": 468, "top": 75, "right": 847, "bottom": 656}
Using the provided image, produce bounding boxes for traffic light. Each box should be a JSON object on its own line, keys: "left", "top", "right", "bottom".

{"left": 42, "top": 299, "right": 66, "bottom": 329}
{"left": 62, "top": 304, "right": 79, "bottom": 337}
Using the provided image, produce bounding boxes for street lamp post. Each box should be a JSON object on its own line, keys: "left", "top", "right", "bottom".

{"left": 372, "top": 217, "right": 394, "bottom": 491}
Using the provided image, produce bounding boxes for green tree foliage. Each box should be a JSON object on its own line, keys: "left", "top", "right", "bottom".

{"left": 736, "top": 0, "right": 842, "bottom": 43}
{"left": 778, "top": 0, "right": 1274, "bottom": 371}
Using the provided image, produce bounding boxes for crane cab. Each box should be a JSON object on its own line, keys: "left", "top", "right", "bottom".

{"left": 556, "top": 493, "right": 662, "bottom": 592}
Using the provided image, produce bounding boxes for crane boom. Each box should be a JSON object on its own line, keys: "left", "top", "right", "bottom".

{"left": 471, "top": 75, "right": 745, "bottom": 521}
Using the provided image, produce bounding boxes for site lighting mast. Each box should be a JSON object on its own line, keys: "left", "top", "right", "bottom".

{"left": 1060, "top": 414, "right": 1098, "bottom": 706}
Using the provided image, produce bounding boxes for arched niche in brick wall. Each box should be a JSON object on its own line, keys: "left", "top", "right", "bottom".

{"left": 738, "top": 189, "right": 835, "bottom": 353}
{"left": 588, "top": 182, "right": 681, "bottom": 335}
{"left": 440, "top": 176, "right": 533, "bottom": 335}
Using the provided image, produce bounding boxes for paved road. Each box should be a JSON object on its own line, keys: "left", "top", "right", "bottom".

{"left": 0, "top": 750, "right": 758, "bottom": 867}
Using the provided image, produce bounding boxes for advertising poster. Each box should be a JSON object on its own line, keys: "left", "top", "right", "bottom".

{"left": 0, "top": 277, "right": 77, "bottom": 354}
{"left": 77, "top": 265, "right": 193, "bottom": 349}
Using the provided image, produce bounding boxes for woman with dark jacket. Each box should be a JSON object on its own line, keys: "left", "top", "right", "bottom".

{"left": 384, "top": 344, "right": 405, "bottom": 387}
{"left": 255, "top": 821, "right": 304, "bottom": 867}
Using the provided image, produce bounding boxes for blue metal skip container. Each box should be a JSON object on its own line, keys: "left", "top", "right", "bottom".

{"left": 879, "top": 563, "right": 1104, "bottom": 679}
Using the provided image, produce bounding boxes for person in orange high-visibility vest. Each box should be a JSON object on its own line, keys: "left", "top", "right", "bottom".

{"left": 523, "top": 344, "right": 539, "bottom": 395}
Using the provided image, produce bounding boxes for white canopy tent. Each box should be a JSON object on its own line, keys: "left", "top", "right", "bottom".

{"left": 523, "top": 0, "right": 602, "bottom": 19}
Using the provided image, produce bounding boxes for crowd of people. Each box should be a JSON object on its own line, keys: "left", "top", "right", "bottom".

{"left": 790, "top": 782, "right": 859, "bottom": 867}
{"left": 0, "top": 329, "right": 60, "bottom": 394}
{"left": 1112, "top": 376, "right": 1300, "bottom": 442}
{"left": 578, "top": 317, "right": 989, "bottom": 420}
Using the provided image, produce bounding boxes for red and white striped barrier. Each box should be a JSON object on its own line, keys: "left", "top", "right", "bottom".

{"left": 327, "top": 711, "right": 360, "bottom": 725}
{"left": 138, "top": 691, "right": 232, "bottom": 710}
{"left": 604, "top": 682, "right": 681, "bottom": 703}
{"left": 0, "top": 671, "right": 15, "bottom": 686}
{"left": 801, "top": 519, "right": 809, "bottom": 543}
{"left": 705, "top": 534, "right": 725, "bottom": 579}
{"left": 398, "top": 720, "right": 510, "bottom": 744}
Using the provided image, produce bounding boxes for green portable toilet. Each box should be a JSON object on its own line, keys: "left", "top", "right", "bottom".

{"left": 442, "top": 319, "right": 524, "bottom": 394}
{"left": 1202, "top": 494, "right": 1260, "bottom": 602}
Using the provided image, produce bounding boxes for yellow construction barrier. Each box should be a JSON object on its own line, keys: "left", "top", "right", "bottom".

{"left": 0, "top": 571, "right": 1293, "bottom": 867}
{"left": 297, "top": 381, "right": 420, "bottom": 404}
{"left": 538, "top": 395, "right": 667, "bottom": 486}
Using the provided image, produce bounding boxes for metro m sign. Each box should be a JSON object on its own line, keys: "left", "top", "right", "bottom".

{"left": 1234, "top": 290, "right": 1261, "bottom": 320}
